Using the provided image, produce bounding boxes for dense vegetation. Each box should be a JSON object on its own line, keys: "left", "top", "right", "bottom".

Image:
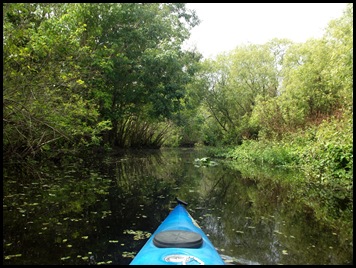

{"left": 3, "top": 3, "right": 201, "bottom": 160}
{"left": 3, "top": 2, "right": 352, "bottom": 247}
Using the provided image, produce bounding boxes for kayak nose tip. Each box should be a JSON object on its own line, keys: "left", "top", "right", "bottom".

{"left": 175, "top": 197, "right": 188, "bottom": 206}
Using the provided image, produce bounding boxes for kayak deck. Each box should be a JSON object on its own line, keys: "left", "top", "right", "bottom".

{"left": 130, "top": 202, "right": 225, "bottom": 265}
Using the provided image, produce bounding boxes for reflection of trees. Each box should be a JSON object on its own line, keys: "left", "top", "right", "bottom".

{"left": 195, "top": 159, "right": 353, "bottom": 265}
{"left": 3, "top": 171, "right": 112, "bottom": 264}
{"left": 199, "top": 168, "right": 242, "bottom": 207}
{"left": 4, "top": 149, "right": 352, "bottom": 265}
{"left": 111, "top": 150, "right": 176, "bottom": 196}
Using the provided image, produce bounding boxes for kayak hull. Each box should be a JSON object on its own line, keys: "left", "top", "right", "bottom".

{"left": 130, "top": 203, "right": 225, "bottom": 265}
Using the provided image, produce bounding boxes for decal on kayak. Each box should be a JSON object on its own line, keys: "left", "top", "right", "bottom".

{"left": 164, "top": 254, "right": 205, "bottom": 265}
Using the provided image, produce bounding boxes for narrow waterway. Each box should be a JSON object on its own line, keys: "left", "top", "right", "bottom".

{"left": 3, "top": 148, "right": 352, "bottom": 265}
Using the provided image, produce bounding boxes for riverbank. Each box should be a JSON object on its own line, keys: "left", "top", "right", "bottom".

{"left": 206, "top": 111, "right": 353, "bottom": 249}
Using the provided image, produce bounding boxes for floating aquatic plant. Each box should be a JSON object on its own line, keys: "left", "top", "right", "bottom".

{"left": 123, "top": 229, "right": 151, "bottom": 240}
{"left": 60, "top": 256, "right": 71, "bottom": 260}
{"left": 4, "top": 254, "right": 22, "bottom": 260}
{"left": 122, "top": 251, "right": 136, "bottom": 258}
{"left": 194, "top": 157, "right": 218, "bottom": 167}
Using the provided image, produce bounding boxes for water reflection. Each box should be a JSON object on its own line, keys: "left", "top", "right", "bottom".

{"left": 3, "top": 148, "right": 352, "bottom": 265}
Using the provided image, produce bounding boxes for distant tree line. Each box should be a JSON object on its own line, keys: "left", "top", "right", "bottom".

{"left": 3, "top": 3, "right": 353, "bottom": 164}
{"left": 186, "top": 3, "right": 352, "bottom": 146}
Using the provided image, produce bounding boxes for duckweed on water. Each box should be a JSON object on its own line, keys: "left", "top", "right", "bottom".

{"left": 4, "top": 254, "right": 22, "bottom": 260}
{"left": 122, "top": 251, "right": 136, "bottom": 258}
{"left": 60, "top": 256, "right": 71, "bottom": 260}
{"left": 123, "top": 229, "right": 151, "bottom": 240}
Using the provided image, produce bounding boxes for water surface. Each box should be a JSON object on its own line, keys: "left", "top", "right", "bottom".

{"left": 3, "top": 148, "right": 352, "bottom": 265}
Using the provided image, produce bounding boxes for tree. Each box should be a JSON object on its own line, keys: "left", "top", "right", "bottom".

{"left": 3, "top": 3, "right": 109, "bottom": 164}
{"left": 3, "top": 3, "right": 201, "bottom": 163}
{"left": 71, "top": 3, "right": 200, "bottom": 147}
{"left": 250, "top": 4, "right": 352, "bottom": 139}
{"left": 279, "top": 3, "right": 352, "bottom": 125}
{"left": 195, "top": 42, "right": 282, "bottom": 145}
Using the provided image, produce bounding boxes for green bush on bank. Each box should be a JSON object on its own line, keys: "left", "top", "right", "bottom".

{"left": 213, "top": 110, "right": 352, "bottom": 239}
{"left": 222, "top": 110, "right": 352, "bottom": 185}
{"left": 220, "top": 139, "right": 296, "bottom": 167}
{"left": 296, "top": 111, "right": 353, "bottom": 227}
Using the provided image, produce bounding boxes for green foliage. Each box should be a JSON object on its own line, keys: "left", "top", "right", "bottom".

{"left": 290, "top": 110, "right": 353, "bottom": 239}
{"left": 323, "top": 3, "right": 353, "bottom": 110}
{"left": 3, "top": 3, "right": 116, "bottom": 164}
{"left": 221, "top": 139, "right": 295, "bottom": 167}
{"left": 282, "top": 39, "right": 339, "bottom": 118}
{"left": 3, "top": 2, "right": 202, "bottom": 164}
{"left": 195, "top": 41, "right": 288, "bottom": 145}
{"left": 216, "top": 109, "right": 353, "bottom": 235}
{"left": 69, "top": 3, "right": 201, "bottom": 147}
{"left": 298, "top": 110, "right": 352, "bottom": 192}
{"left": 247, "top": 4, "right": 352, "bottom": 141}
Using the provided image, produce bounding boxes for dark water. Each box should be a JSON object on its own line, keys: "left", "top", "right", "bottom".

{"left": 3, "top": 148, "right": 352, "bottom": 265}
